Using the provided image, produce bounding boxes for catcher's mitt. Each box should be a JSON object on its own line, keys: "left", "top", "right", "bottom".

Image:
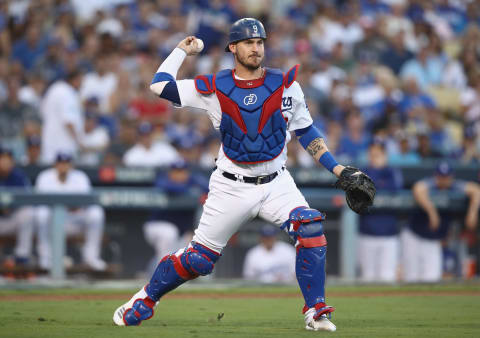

{"left": 334, "top": 166, "right": 376, "bottom": 214}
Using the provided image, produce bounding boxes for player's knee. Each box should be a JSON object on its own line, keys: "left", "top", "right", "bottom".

{"left": 15, "top": 207, "right": 35, "bottom": 225}
{"left": 35, "top": 206, "right": 51, "bottom": 225}
{"left": 144, "top": 221, "right": 179, "bottom": 244}
{"left": 86, "top": 206, "right": 104, "bottom": 224}
{"left": 283, "top": 207, "right": 327, "bottom": 248}
{"left": 181, "top": 242, "right": 220, "bottom": 276}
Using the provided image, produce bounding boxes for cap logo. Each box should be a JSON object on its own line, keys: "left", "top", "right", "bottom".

{"left": 244, "top": 93, "right": 257, "bottom": 105}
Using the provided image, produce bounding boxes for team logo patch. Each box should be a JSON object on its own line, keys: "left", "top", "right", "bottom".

{"left": 244, "top": 93, "right": 257, "bottom": 105}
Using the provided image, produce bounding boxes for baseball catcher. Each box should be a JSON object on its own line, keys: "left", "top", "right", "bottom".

{"left": 113, "top": 18, "right": 376, "bottom": 332}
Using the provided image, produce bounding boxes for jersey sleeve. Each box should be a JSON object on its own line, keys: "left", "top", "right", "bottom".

{"left": 176, "top": 79, "right": 216, "bottom": 111}
{"left": 283, "top": 81, "right": 314, "bottom": 132}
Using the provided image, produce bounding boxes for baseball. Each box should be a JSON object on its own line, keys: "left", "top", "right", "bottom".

{"left": 194, "top": 38, "right": 204, "bottom": 52}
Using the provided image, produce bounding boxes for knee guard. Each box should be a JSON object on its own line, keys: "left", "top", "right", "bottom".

{"left": 146, "top": 242, "right": 220, "bottom": 301}
{"left": 282, "top": 207, "right": 335, "bottom": 319}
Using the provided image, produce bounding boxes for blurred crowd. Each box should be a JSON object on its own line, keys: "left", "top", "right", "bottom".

{"left": 0, "top": 0, "right": 479, "bottom": 168}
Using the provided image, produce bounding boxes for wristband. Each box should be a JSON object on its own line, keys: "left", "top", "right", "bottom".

{"left": 319, "top": 152, "right": 338, "bottom": 173}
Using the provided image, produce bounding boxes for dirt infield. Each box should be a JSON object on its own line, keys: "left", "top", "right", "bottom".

{"left": 2, "top": 289, "right": 480, "bottom": 302}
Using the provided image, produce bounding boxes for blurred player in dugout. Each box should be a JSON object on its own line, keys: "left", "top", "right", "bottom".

{"left": 0, "top": 146, "right": 35, "bottom": 265}
{"left": 34, "top": 153, "right": 107, "bottom": 271}
{"left": 358, "top": 141, "right": 403, "bottom": 282}
{"left": 143, "top": 158, "right": 208, "bottom": 271}
{"left": 243, "top": 224, "right": 296, "bottom": 283}
{"left": 402, "top": 161, "right": 480, "bottom": 282}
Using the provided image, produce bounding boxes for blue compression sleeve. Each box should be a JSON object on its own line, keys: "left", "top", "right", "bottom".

{"left": 151, "top": 72, "right": 181, "bottom": 105}
{"left": 295, "top": 125, "right": 339, "bottom": 173}
{"left": 295, "top": 124, "right": 323, "bottom": 149}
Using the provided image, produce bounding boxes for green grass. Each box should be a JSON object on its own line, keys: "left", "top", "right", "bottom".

{"left": 0, "top": 284, "right": 479, "bottom": 337}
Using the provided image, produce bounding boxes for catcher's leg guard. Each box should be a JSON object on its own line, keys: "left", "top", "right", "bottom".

{"left": 282, "top": 207, "right": 335, "bottom": 320}
{"left": 118, "top": 242, "right": 220, "bottom": 326}
{"left": 146, "top": 241, "right": 220, "bottom": 301}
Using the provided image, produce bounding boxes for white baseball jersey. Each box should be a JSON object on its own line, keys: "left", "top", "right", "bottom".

{"left": 35, "top": 168, "right": 91, "bottom": 193}
{"left": 40, "top": 81, "right": 84, "bottom": 164}
{"left": 151, "top": 47, "right": 314, "bottom": 253}
{"left": 123, "top": 142, "right": 180, "bottom": 167}
{"left": 243, "top": 241, "right": 296, "bottom": 283}
{"left": 152, "top": 48, "right": 313, "bottom": 177}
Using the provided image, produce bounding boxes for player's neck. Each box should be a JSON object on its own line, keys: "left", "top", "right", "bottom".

{"left": 234, "top": 65, "right": 264, "bottom": 80}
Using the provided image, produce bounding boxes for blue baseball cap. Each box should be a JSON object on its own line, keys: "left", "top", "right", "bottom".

{"left": 260, "top": 225, "right": 278, "bottom": 237}
{"left": 55, "top": 152, "right": 73, "bottom": 162}
{"left": 435, "top": 161, "right": 453, "bottom": 176}
{"left": 170, "top": 158, "right": 188, "bottom": 170}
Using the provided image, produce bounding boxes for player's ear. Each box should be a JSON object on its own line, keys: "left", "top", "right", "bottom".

{"left": 229, "top": 43, "right": 235, "bottom": 53}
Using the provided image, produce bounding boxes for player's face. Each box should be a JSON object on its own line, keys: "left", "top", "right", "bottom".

{"left": 0, "top": 154, "right": 14, "bottom": 174}
{"left": 435, "top": 175, "right": 453, "bottom": 189}
{"left": 55, "top": 161, "right": 72, "bottom": 176}
{"left": 232, "top": 38, "right": 264, "bottom": 71}
{"left": 368, "top": 144, "right": 387, "bottom": 168}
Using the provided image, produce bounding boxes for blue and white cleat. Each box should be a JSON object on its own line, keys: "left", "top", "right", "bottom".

{"left": 113, "top": 286, "right": 157, "bottom": 326}
{"left": 304, "top": 308, "right": 337, "bottom": 332}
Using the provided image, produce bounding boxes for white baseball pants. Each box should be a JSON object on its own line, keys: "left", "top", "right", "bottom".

{"left": 0, "top": 207, "right": 35, "bottom": 259}
{"left": 357, "top": 234, "right": 399, "bottom": 282}
{"left": 35, "top": 205, "right": 105, "bottom": 269}
{"left": 401, "top": 227, "right": 442, "bottom": 282}
{"left": 192, "top": 169, "right": 309, "bottom": 253}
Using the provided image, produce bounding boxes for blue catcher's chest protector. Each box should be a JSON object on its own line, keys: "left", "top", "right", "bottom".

{"left": 199, "top": 69, "right": 287, "bottom": 164}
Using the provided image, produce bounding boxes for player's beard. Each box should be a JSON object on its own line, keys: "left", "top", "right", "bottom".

{"left": 235, "top": 50, "right": 263, "bottom": 71}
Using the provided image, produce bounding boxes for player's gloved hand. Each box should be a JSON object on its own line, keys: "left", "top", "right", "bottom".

{"left": 334, "top": 166, "right": 376, "bottom": 214}
{"left": 177, "top": 36, "right": 203, "bottom": 56}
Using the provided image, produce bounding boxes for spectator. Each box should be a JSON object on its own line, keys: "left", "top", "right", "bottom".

{"left": 397, "top": 76, "right": 436, "bottom": 123}
{"left": 337, "top": 110, "right": 371, "bottom": 162}
{"left": 460, "top": 76, "right": 480, "bottom": 136}
{"left": 40, "top": 70, "right": 84, "bottom": 164}
{"left": 357, "top": 142, "right": 403, "bottom": 282}
{"left": 402, "top": 161, "right": 480, "bottom": 282}
{"left": 455, "top": 126, "right": 480, "bottom": 164}
{"left": 80, "top": 53, "right": 118, "bottom": 115}
{"left": 388, "top": 132, "right": 421, "bottom": 165}
{"left": 193, "top": 0, "right": 237, "bottom": 53}
{"left": 77, "top": 111, "right": 110, "bottom": 166}
{"left": 34, "top": 153, "right": 107, "bottom": 271}
{"left": 11, "top": 23, "right": 47, "bottom": 71}
{"left": 0, "top": 76, "right": 39, "bottom": 160}
{"left": 143, "top": 158, "right": 209, "bottom": 270}
{"left": 243, "top": 224, "right": 296, "bottom": 284}
{"left": 399, "top": 45, "right": 444, "bottom": 90}
{"left": 380, "top": 31, "right": 414, "bottom": 75}
{"left": 0, "top": 147, "right": 35, "bottom": 265}
{"left": 123, "top": 121, "right": 179, "bottom": 167}
{"left": 21, "top": 135, "right": 43, "bottom": 166}
{"left": 416, "top": 132, "right": 443, "bottom": 160}
{"left": 18, "top": 73, "right": 47, "bottom": 108}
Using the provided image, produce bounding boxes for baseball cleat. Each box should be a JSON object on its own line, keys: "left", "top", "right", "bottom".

{"left": 304, "top": 308, "right": 337, "bottom": 332}
{"left": 113, "top": 286, "right": 157, "bottom": 326}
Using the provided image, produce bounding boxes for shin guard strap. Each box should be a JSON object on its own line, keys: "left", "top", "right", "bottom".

{"left": 297, "top": 234, "right": 327, "bottom": 248}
